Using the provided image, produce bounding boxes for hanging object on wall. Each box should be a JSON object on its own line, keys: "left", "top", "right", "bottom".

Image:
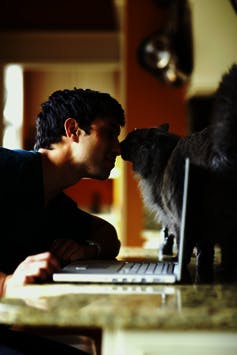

{"left": 137, "top": 0, "right": 193, "bottom": 86}
{"left": 229, "top": 0, "right": 237, "bottom": 13}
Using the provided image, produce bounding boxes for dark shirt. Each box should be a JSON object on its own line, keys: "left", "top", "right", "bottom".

{"left": 0, "top": 147, "right": 92, "bottom": 274}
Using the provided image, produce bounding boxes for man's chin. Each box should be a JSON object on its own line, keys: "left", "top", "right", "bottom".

{"left": 92, "top": 171, "right": 111, "bottom": 180}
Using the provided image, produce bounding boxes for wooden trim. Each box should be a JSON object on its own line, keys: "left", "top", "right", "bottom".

{"left": 0, "top": 31, "right": 120, "bottom": 64}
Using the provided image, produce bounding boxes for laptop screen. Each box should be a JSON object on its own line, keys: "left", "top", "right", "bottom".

{"left": 176, "top": 157, "right": 190, "bottom": 281}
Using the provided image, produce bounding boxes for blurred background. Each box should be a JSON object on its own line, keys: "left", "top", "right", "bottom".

{"left": 0, "top": 0, "right": 236, "bottom": 248}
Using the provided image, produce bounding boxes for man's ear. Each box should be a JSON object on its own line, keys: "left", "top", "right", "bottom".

{"left": 64, "top": 118, "right": 80, "bottom": 140}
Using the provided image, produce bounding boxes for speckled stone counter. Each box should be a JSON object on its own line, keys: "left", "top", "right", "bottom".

{"left": 0, "top": 248, "right": 237, "bottom": 355}
{"left": 0, "top": 283, "right": 237, "bottom": 330}
{"left": 0, "top": 247, "right": 236, "bottom": 331}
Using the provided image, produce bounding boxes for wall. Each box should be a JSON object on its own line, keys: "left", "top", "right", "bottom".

{"left": 123, "top": 0, "right": 189, "bottom": 246}
{"left": 188, "top": 0, "right": 237, "bottom": 96}
{"left": 1, "top": 0, "right": 236, "bottom": 247}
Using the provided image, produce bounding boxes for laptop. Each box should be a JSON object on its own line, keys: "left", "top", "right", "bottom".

{"left": 53, "top": 158, "right": 190, "bottom": 284}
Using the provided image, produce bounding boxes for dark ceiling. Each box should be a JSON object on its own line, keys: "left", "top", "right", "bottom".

{"left": 0, "top": 0, "right": 117, "bottom": 31}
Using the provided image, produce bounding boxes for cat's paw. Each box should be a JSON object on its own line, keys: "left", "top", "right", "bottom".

{"left": 162, "top": 233, "right": 175, "bottom": 256}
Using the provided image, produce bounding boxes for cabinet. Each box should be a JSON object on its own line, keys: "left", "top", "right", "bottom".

{"left": 103, "top": 330, "right": 237, "bottom": 355}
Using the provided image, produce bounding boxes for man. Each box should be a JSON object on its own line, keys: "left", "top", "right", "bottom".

{"left": 0, "top": 87, "right": 125, "bottom": 295}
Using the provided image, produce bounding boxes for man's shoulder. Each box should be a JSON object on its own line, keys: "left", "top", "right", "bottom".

{"left": 0, "top": 147, "right": 41, "bottom": 181}
{"left": 49, "top": 193, "right": 93, "bottom": 221}
{"left": 0, "top": 146, "right": 39, "bottom": 159}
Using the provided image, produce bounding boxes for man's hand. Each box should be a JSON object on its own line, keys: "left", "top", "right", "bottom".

{"left": 4, "top": 252, "right": 60, "bottom": 294}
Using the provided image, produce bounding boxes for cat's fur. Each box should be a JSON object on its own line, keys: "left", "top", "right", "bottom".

{"left": 120, "top": 64, "right": 237, "bottom": 283}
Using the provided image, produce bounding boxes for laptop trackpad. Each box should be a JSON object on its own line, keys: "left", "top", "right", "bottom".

{"left": 62, "top": 260, "right": 123, "bottom": 274}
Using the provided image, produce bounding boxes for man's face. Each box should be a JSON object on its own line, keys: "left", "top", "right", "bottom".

{"left": 78, "top": 117, "right": 121, "bottom": 179}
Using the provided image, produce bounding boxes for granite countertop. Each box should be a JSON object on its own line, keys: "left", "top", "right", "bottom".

{"left": 0, "top": 283, "right": 237, "bottom": 330}
{"left": 0, "top": 248, "right": 236, "bottom": 331}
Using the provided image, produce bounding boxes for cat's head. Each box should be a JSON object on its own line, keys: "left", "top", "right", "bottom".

{"left": 120, "top": 124, "right": 180, "bottom": 178}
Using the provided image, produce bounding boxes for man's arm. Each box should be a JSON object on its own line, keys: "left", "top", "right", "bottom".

{"left": 47, "top": 193, "right": 121, "bottom": 263}
{"left": 86, "top": 213, "right": 121, "bottom": 258}
{"left": 50, "top": 214, "right": 121, "bottom": 264}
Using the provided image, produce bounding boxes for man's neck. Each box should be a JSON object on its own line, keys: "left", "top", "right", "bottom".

{"left": 39, "top": 148, "right": 81, "bottom": 206}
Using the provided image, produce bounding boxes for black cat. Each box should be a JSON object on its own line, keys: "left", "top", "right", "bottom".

{"left": 120, "top": 64, "right": 237, "bottom": 283}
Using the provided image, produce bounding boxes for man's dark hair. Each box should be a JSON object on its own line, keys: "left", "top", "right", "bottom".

{"left": 34, "top": 88, "right": 125, "bottom": 150}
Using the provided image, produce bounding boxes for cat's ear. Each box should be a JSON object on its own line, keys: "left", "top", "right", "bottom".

{"left": 159, "top": 123, "right": 169, "bottom": 132}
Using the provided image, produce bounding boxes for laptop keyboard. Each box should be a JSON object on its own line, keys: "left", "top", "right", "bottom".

{"left": 118, "top": 262, "right": 175, "bottom": 275}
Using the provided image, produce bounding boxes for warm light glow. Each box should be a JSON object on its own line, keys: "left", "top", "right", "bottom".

{"left": 3, "top": 64, "right": 24, "bottom": 148}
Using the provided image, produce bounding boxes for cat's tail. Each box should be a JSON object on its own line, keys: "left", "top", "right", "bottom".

{"left": 211, "top": 63, "right": 237, "bottom": 164}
